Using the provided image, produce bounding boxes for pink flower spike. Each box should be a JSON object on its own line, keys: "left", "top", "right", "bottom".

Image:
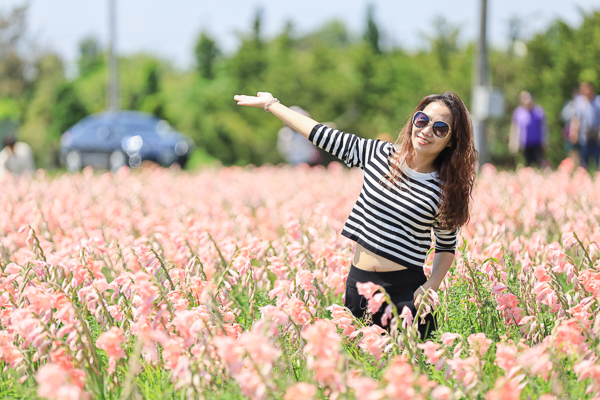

{"left": 441, "top": 332, "right": 460, "bottom": 346}
{"left": 417, "top": 341, "right": 444, "bottom": 365}
{"left": 356, "top": 282, "right": 380, "bottom": 300}
{"left": 367, "top": 292, "right": 386, "bottom": 314}
{"left": 491, "top": 283, "right": 508, "bottom": 295}
{"left": 96, "top": 326, "right": 126, "bottom": 374}
{"left": 283, "top": 383, "right": 317, "bottom": 400}
{"left": 399, "top": 305, "right": 413, "bottom": 329}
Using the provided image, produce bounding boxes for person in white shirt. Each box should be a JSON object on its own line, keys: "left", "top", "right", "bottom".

{"left": 0, "top": 136, "right": 35, "bottom": 175}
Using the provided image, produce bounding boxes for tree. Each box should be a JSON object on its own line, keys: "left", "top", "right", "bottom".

{"left": 0, "top": 4, "right": 28, "bottom": 99}
{"left": 48, "top": 82, "right": 88, "bottom": 140}
{"left": 227, "top": 8, "right": 267, "bottom": 89}
{"left": 364, "top": 4, "right": 381, "bottom": 54}
{"left": 77, "top": 36, "right": 103, "bottom": 77}
{"left": 424, "top": 15, "right": 460, "bottom": 71}
{"left": 194, "top": 32, "right": 220, "bottom": 80}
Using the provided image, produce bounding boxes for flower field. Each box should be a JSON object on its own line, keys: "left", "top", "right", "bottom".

{"left": 1, "top": 160, "right": 600, "bottom": 400}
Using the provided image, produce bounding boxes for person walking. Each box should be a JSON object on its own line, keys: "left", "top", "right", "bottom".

{"left": 277, "top": 106, "right": 321, "bottom": 166}
{"left": 570, "top": 82, "right": 600, "bottom": 169}
{"left": 234, "top": 91, "right": 477, "bottom": 338}
{"left": 509, "top": 91, "right": 548, "bottom": 167}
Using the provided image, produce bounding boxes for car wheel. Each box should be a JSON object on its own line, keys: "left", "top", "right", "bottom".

{"left": 65, "top": 150, "right": 83, "bottom": 172}
{"left": 109, "top": 150, "right": 127, "bottom": 172}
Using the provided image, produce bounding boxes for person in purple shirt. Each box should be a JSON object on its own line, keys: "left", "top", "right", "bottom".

{"left": 509, "top": 91, "right": 548, "bottom": 167}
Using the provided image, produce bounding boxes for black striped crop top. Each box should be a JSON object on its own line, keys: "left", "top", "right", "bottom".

{"left": 309, "top": 124, "right": 457, "bottom": 270}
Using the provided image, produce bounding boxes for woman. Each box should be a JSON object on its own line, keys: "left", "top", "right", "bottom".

{"left": 234, "top": 92, "right": 477, "bottom": 338}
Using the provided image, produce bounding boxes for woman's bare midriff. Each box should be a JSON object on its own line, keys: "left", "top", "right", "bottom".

{"left": 352, "top": 243, "right": 408, "bottom": 272}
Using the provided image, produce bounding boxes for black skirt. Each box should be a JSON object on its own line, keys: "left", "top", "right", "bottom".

{"left": 344, "top": 264, "right": 436, "bottom": 339}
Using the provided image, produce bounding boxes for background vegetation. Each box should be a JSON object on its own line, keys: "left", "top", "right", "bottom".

{"left": 1, "top": 5, "right": 600, "bottom": 168}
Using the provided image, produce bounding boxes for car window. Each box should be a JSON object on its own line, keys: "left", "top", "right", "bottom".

{"left": 81, "top": 122, "right": 113, "bottom": 139}
{"left": 114, "top": 122, "right": 158, "bottom": 137}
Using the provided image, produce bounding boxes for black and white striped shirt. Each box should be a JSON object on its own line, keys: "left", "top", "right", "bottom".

{"left": 309, "top": 124, "right": 457, "bottom": 270}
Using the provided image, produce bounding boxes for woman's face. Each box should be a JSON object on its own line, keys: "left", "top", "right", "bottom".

{"left": 411, "top": 101, "right": 453, "bottom": 158}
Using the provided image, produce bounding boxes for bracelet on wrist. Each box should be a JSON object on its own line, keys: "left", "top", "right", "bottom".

{"left": 264, "top": 98, "right": 280, "bottom": 112}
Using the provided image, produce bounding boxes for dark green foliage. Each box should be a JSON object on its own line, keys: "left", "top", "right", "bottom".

{"left": 77, "top": 36, "right": 103, "bottom": 77}
{"left": 363, "top": 4, "right": 381, "bottom": 55}
{"left": 194, "top": 32, "right": 220, "bottom": 80}
{"left": 49, "top": 82, "right": 88, "bottom": 139}
{"left": 48, "top": 82, "right": 88, "bottom": 140}
{"left": 426, "top": 15, "right": 461, "bottom": 71}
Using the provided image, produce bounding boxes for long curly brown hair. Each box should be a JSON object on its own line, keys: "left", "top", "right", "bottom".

{"left": 387, "top": 91, "right": 478, "bottom": 231}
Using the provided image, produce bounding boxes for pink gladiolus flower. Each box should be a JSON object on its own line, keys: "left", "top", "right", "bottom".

{"left": 441, "top": 332, "right": 460, "bottom": 346}
{"left": 347, "top": 376, "right": 384, "bottom": 400}
{"left": 259, "top": 305, "right": 290, "bottom": 329}
{"left": 283, "top": 382, "right": 317, "bottom": 400}
{"left": 447, "top": 355, "right": 479, "bottom": 390}
{"left": 366, "top": 292, "right": 386, "bottom": 314}
{"left": 323, "top": 272, "right": 346, "bottom": 296}
{"left": 356, "top": 281, "right": 380, "bottom": 300}
{"left": 380, "top": 304, "right": 393, "bottom": 327}
{"left": 517, "top": 344, "right": 552, "bottom": 379}
{"left": 431, "top": 385, "right": 452, "bottom": 400}
{"left": 231, "top": 247, "right": 254, "bottom": 276}
{"left": 213, "top": 336, "right": 244, "bottom": 373}
{"left": 399, "top": 305, "right": 413, "bottom": 329}
{"left": 384, "top": 357, "right": 418, "bottom": 400}
{"left": 494, "top": 343, "right": 519, "bottom": 374}
{"left": 468, "top": 332, "right": 493, "bottom": 357}
{"left": 296, "top": 269, "right": 317, "bottom": 297}
{"left": 580, "top": 270, "right": 600, "bottom": 298}
{"left": 283, "top": 297, "right": 313, "bottom": 326}
{"left": 266, "top": 256, "right": 289, "bottom": 279}
{"left": 554, "top": 318, "right": 587, "bottom": 355}
{"left": 133, "top": 244, "right": 161, "bottom": 275}
{"left": 96, "top": 326, "right": 126, "bottom": 374}
{"left": 561, "top": 232, "right": 578, "bottom": 248}
{"left": 486, "top": 377, "right": 522, "bottom": 400}
{"left": 491, "top": 283, "right": 508, "bottom": 295}
{"left": 239, "top": 328, "right": 281, "bottom": 366}
{"left": 350, "top": 325, "right": 389, "bottom": 360}
{"left": 418, "top": 340, "right": 444, "bottom": 365}
{"left": 326, "top": 304, "right": 356, "bottom": 336}
{"left": 36, "top": 363, "right": 87, "bottom": 400}
{"left": 302, "top": 319, "right": 341, "bottom": 358}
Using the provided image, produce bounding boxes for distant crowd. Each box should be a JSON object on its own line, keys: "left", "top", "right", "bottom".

{"left": 510, "top": 81, "right": 600, "bottom": 170}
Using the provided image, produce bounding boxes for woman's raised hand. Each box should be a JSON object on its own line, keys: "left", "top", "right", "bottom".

{"left": 234, "top": 92, "right": 274, "bottom": 108}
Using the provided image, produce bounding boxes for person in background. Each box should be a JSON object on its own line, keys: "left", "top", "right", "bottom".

{"left": 277, "top": 106, "right": 321, "bottom": 166}
{"left": 509, "top": 91, "right": 548, "bottom": 167}
{"left": 561, "top": 86, "right": 580, "bottom": 163}
{"left": 570, "top": 82, "right": 600, "bottom": 169}
{"left": 0, "top": 136, "right": 35, "bottom": 175}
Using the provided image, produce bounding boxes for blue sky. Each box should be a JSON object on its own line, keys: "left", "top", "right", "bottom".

{"left": 2, "top": 0, "right": 599, "bottom": 72}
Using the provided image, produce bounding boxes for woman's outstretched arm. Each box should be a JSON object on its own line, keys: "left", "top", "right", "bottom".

{"left": 234, "top": 92, "right": 319, "bottom": 139}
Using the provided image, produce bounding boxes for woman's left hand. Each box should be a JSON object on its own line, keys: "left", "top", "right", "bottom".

{"left": 413, "top": 285, "right": 426, "bottom": 309}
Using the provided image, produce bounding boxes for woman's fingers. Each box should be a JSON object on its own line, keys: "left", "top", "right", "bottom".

{"left": 234, "top": 95, "right": 258, "bottom": 106}
{"left": 233, "top": 92, "right": 273, "bottom": 107}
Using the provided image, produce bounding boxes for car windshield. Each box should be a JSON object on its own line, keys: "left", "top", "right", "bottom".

{"left": 114, "top": 120, "right": 169, "bottom": 137}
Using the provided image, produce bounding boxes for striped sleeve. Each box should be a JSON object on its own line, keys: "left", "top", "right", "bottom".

{"left": 432, "top": 221, "right": 458, "bottom": 253}
{"left": 309, "top": 124, "right": 376, "bottom": 170}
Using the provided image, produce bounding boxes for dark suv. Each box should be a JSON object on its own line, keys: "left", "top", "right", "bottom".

{"left": 60, "top": 111, "right": 194, "bottom": 172}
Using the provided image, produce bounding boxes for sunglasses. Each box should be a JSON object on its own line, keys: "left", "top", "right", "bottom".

{"left": 412, "top": 111, "right": 452, "bottom": 138}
